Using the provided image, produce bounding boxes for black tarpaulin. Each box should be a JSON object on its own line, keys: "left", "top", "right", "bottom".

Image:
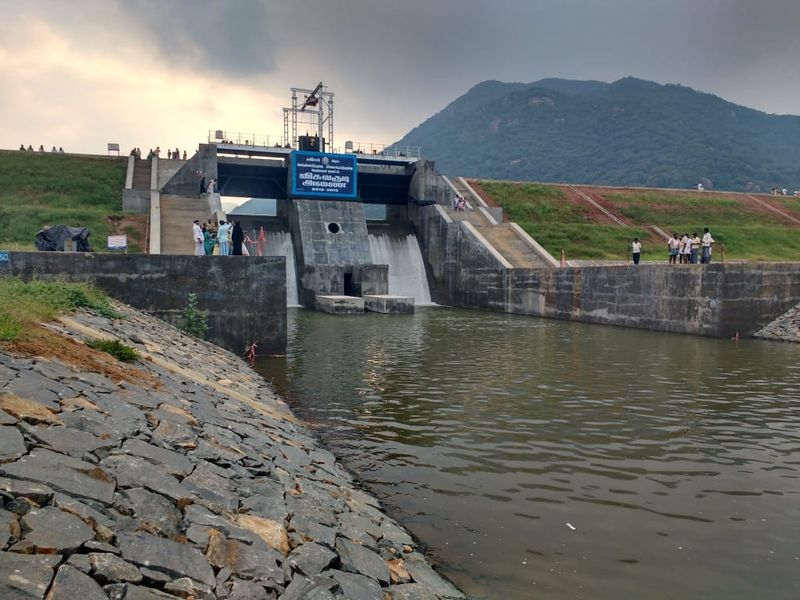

{"left": 35, "top": 225, "right": 92, "bottom": 252}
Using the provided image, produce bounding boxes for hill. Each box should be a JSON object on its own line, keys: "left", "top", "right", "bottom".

{"left": 0, "top": 151, "right": 145, "bottom": 252}
{"left": 470, "top": 179, "right": 800, "bottom": 261}
{"left": 394, "top": 77, "right": 800, "bottom": 192}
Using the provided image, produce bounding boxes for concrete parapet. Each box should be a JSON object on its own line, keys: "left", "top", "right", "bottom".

{"left": 364, "top": 294, "right": 415, "bottom": 314}
{"left": 316, "top": 295, "right": 365, "bottom": 315}
{"left": 461, "top": 263, "right": 800, "bottom": 339}
{"left": 508, "top": 222, "right": 560, "bottom": 267}
{"left": 0, "top": 252, "right": 287, "bottom": 353}
{"left": 125, "top": 154, "right": 135, "bottom": 189}
{"left": 148, "top": 190, "right": 161, "bottom": 255}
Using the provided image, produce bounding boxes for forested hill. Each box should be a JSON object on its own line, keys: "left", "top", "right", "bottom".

{"left": 393, "top": 77, "right": 800, "bottom": 192}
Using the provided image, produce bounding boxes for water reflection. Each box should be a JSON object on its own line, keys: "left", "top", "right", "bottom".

{"left": 256, "top": 308, "right": 800, "bottom": 600}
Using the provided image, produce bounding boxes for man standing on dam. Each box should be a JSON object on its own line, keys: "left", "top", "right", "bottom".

{"left": 701, "top": 228, "right": 715, "bottom": 264}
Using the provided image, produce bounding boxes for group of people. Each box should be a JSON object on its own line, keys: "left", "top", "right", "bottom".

{"left": 771, "top": 187, "right": 800, "bottom": 197}
{"left": 451, "top": 195, "right": 467, "bottom": 211}
{"left": 129, "top": 147, "right": 187, "bottom": 160}
{"left": 19, "top": 144, "right": 64, "bottom": 153}
{"left": 192, "top": 219, "right": 245, "bottom": 256}
{"left": 630, "top": 228, "right": 716, "bottom": 265}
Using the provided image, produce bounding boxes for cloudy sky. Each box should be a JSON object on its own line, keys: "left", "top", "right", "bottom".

{"left": 2, "top": 0, "right": 799, "bottom": 155}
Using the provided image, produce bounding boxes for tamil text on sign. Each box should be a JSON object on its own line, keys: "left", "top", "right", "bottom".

{"left": 291, "top": 151, "right": 357, "bottom": 199}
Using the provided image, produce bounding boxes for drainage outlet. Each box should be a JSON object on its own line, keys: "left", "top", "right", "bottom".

{"left": 327, "top": 222, "right": 341, "bottom": 234}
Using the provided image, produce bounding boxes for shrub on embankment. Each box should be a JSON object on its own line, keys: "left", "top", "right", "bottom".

{"left": 0, "top": 151, "right": 132, "bottom": 250}
{"left": 477, "top": 180, "right": 800, "bottom": 261}
{"left": 0, "top": 277, "right": 116, "bottom": 341}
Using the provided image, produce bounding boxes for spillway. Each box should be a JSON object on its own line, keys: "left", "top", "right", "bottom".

{"left": 263, "top": 230, "right": 300, "bottom": 307}
{"left": 368, "top": 232, "right": 432, "bottom": 305}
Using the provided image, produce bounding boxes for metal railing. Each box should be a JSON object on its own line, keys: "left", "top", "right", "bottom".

{"left": 208, "top": 131, "right": 288, "bottom": 148}
{"left": 208, "top": 130, "right": 422, "bottom": 159}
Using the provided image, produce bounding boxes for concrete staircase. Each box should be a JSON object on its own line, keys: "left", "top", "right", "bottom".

{"left": 160, "top": 195, "right": 213, "bottom": 255}
{"left": 132, "top": 160, "right": 151, "bottom": 190}
{"left": 445, "top": 178, "right": 557, "bottom": 268}
{"left": 475, "top": 223, "right": 549, "bottom": 268}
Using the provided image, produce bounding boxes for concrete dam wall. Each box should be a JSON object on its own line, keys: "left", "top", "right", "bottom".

{"left": 0, "top": 252, "right": 287, "bottom": 354}
{"left": 411, "top": 203, "right": 800, "bottom": 338}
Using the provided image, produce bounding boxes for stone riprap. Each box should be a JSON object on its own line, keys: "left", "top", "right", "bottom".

{"left": 0, "top": 303, "right": 465, "bottom": 599}
{"left": 753, "top": 302, "right": 800, "bottom": 342}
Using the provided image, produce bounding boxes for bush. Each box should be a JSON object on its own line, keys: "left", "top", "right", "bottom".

{"left": 177, "top": 293, "right": 208, "bottom": 339}
{"left": 86, "top": 339, "right": 139, "bottom": 362}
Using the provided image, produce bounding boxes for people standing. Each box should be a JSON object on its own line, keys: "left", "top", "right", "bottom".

{"left": 199, "top": 176, "right": 207, "bottom": 195}
{"left": 192, "top": 220, "right": 204, "bottom": 256}
{"left": 631, "top": 238, "right": 642, "bottom": 265}
{"left": 680, "top": 233, "right": 691, "bottom": 264}
{"left": 690, "top": 232, "right": 700, "bottom": 264}
{"left": 231, "top": 221, "right": 244, "bottom": 255}
{"left": 701, "top": 228, "right": 715, "bottom": 264}
{"left": 667, "top": 233, "right": 679, "bottom": 264}
{"left": 217, "top": 220, "right": 230, "bottom": 256}
{"left": 202, "top": 224, "right": 216, "bottom": 256}
{"left": 207, "top": 178, "right": 216, "bottom": 194}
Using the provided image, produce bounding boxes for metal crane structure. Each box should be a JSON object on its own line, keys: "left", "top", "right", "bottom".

{"left": 283, "top": 82, "right": 334, "bottom": 152}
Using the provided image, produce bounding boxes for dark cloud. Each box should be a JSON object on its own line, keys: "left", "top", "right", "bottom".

{"left": 3, "top": 0, "right": 800, "bottom": 151}
{"left": 114, "top": 0, "right": 276, "bottom": 77}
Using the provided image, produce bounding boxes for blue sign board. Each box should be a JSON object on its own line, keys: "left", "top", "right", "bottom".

{"left": 291, "top": 151, "right": 357, "bottom": 199}
{"left": 0, "top": 252, "right": 9, "bottom": 263}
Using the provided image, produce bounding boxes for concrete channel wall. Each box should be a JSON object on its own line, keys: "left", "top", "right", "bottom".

{"left": 0, "top": 252, "right": 287, "bottom": 353}
{"left": 411, "top": 203, "right": 800, "bottom": 337}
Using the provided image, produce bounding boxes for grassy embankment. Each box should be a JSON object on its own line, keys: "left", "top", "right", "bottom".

{"left": 607, "top": 192, "right": 800, "bottom": 261}
{"left": 477, "top": 181, "right": 800, "bottom": 261}
{"left": 0, "top": 151, "right": 144, "bottom": 252}
{"left": 0, "top": 278, "right": 116, "bottom": 341}
{"left": 476, "top": 181, "right": 652, "bottom": 260}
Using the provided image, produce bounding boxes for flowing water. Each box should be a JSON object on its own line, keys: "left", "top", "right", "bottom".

{"left": 256, "top": 308, "right": 800, "bottom": 600}
{"left": 369, "top": 232, "right": 433, "bottom": 304}
{"left": 262, "top": 230, "right": 300, "bottom": 307}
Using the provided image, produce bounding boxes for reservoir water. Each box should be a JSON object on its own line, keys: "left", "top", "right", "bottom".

{"left": 256, "top": 308, "right": 800, "bottom": 599}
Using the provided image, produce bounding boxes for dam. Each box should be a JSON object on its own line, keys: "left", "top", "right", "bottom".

{"left": 116, "top": 132, "right": 800, "bottom": 345}
{"left": 6, "top": 85, "right": 800, "bottom": 599}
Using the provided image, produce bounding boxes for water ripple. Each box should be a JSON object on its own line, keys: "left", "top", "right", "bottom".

{"left": 257, "top": 308, "right": 800, "bottom": 600}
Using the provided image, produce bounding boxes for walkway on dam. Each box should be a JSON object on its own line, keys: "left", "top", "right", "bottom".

{"left": 448, "top": 177, "right": 556, "bottom": 269}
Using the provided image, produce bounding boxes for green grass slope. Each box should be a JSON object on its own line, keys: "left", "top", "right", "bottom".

{"left": 475, "top": 180, "right": 800, "bottom": 261}
{"left": 0, "top": 151, "right": 128, "bottom": 250}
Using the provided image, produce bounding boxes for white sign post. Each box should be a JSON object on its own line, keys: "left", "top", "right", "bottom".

{"left": 107, "top": 235, "right": 127, "bottom": 252}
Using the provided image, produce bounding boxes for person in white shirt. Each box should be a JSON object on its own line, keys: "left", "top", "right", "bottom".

{"left": 680, "top": 233, "right": 691, "bottom": 264}
{"left": 691, "top": 232, "right": 701, "bottom": 264}
{"left": 667, "top": 233, "right": 679, "bottom": 264}
{"left": 217, "top": 220, "right": 231, "bottom": 256}
{"left": 192, "top": 220, "right": 204, "bottom": 256}
{"left": 631, "top": 238, "right": 642, "bottom": 265}
{"left": 701, "top": 228, "right": 715, "bottom": 264}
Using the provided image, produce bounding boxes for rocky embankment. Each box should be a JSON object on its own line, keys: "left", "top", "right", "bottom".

{"left": 0, "top": 303, "right": 465, "bottom": 599}
{"left": 753, "top": 302, "right": 800, "bottom": 342}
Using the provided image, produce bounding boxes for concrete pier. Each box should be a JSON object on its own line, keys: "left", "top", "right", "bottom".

{"left": 364, "top": 294, "right": 415, "bottom": 314}
{"left": 315, "top": 295, "right": 365, "bottom": 315}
